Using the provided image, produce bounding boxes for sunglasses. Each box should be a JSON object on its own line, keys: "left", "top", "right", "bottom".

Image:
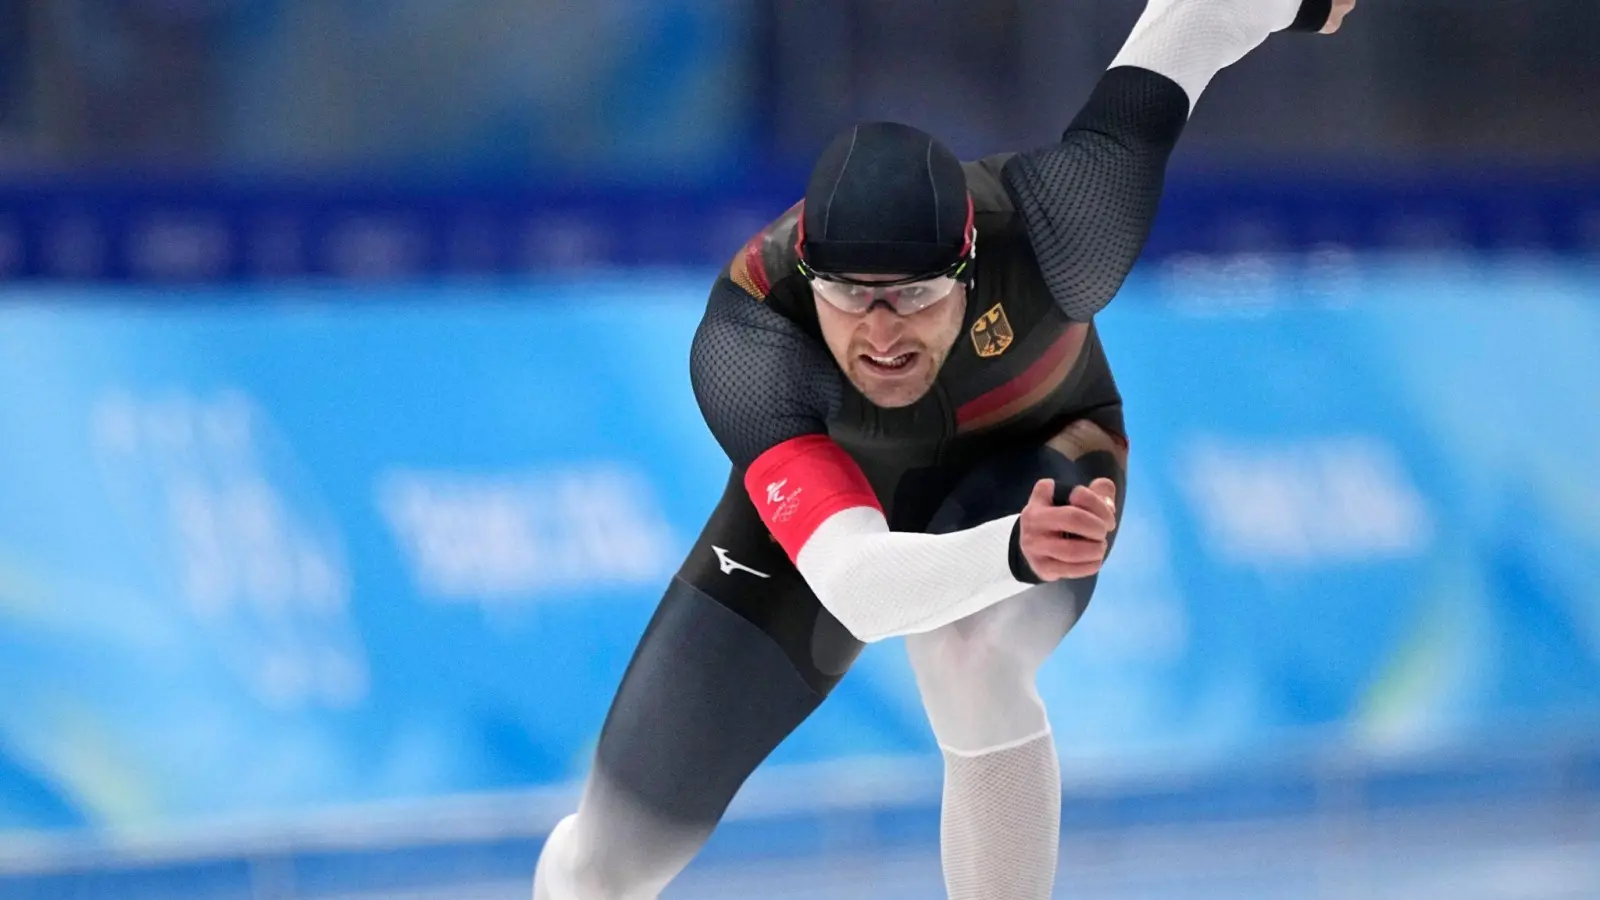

{"left": 800, "top": 260, "right": 971, "bottom": 315}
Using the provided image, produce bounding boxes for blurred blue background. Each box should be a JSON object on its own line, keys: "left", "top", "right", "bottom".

{"left": 0, "top": 2, "right": 1598, "bottom": 898}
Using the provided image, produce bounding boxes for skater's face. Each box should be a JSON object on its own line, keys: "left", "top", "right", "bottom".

{"left": 814, "top": 274, "right": 968, "bottom": 408}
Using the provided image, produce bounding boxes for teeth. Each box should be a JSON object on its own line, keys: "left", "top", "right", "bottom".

{"left": 866, "top": 354, "right": 911, "bottom": 369}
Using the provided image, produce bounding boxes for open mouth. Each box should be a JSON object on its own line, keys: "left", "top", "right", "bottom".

{"left": 860, "top": 352, "right": 917, "bottom": 374}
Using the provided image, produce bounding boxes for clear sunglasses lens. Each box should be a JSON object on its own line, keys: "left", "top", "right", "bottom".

{"left": 813, "top": 275, "right": 958, "bottom": 314}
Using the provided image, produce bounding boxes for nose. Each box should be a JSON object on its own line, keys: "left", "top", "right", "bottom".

{"left": 858, "top": 304, "right": 906, "bottom": 351}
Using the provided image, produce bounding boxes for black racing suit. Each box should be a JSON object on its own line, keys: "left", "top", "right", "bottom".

{"left": 587, "top": 66, "right": 1189, "bottom": 846}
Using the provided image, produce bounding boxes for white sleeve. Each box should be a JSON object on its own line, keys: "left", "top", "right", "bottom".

{"left": 1110, "top": 0, "right": 1302, "bottom": 109}
{"left": 794, "top": 507, "right": 1033, "bottom": 643}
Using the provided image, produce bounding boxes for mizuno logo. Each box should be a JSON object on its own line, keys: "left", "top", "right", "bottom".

{"left": 713, "top": 546, "right": 770, "bottom": 579}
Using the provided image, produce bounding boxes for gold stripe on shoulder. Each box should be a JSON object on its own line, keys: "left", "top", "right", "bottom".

{"left": 730, "top": 250, "right": 766, "bottom": 300}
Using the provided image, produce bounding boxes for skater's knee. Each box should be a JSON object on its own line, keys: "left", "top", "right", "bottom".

{"left": 907, "top": 609, "right": 1034, "bottom": 702}
{"left": 563, "top": 860, "right": 654, "bottom": 900}
{"left": 906, "top": 589, "right": 1087, "bottom": 752}
{"left": 545, "top": 856, "right": 656, "bottom": 900}
{"left": 535, "top": 811, "right": 686, "bottom": 900}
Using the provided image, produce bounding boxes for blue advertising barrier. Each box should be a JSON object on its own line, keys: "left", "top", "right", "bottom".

{"left": 0, "top": 258, "right": 1598, "bottom": 838}
{"left": 0, "top": 170, "right": 1597, "bottom": 281}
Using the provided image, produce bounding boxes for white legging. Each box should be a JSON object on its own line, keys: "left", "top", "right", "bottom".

{"left": 906, "top": 580, "right": 1089, "bottom": 900}
{"left": 906, "top": 580, "right": 1086, "bottom": 754}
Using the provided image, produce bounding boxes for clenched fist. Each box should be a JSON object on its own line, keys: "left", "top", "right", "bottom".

{"left": 1017, "top": 477, "right": 1118, "bottom": 582}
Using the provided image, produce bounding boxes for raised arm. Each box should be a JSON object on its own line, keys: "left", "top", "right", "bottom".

{"left": 1003, "top": 0, "right": 1352, "bottom": 321}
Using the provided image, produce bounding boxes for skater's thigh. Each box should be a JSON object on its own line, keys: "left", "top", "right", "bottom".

{"left": 590, "top": 471, "right": 866, "bottom": 824}
{"left": 672, "top": 468, "right": 866, "bottom": 696}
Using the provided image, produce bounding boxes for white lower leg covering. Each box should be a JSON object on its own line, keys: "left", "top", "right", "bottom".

{"left": 533, "top": 815, "right": 582, "bottom": 900}
{"left": 942, "top": 733, "right": 1062, "bottom": 900}
{"left": 906, "top": 584, "right": 1086, "bottom": 900}
{"left": 532, "top": 770, "right": 709, "bottom": 900}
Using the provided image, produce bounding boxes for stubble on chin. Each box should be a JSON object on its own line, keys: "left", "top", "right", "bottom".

{"left": 845, "top": 352, "right": 944, "bottom": 409}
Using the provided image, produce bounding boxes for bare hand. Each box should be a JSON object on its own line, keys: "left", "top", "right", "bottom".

{"left": 1321, "top": 0, "right": 1357, "bottom": 34}
{"left": 1018, "top": 477, "right": 1118, "bottom": 581}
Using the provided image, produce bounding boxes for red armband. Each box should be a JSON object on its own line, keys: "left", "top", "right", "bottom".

{"left": 744, "top": 435, "right": 883, "bottom": 561}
